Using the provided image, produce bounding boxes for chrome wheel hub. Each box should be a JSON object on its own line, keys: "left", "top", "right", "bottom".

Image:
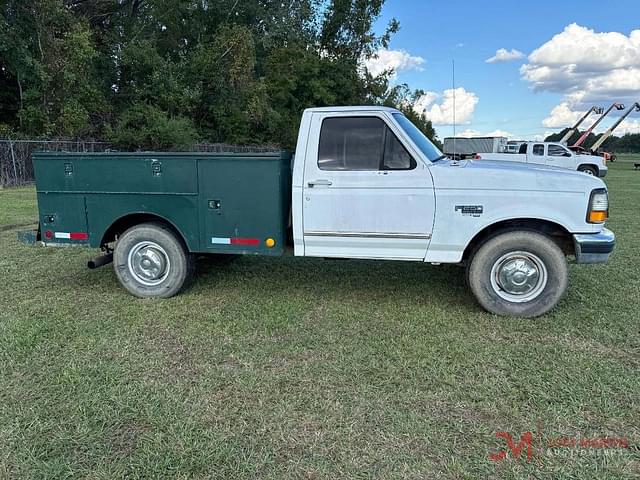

{"left": 490, "top": 251, "right": 547, "bottom": 303}
{"left": 128, "top": 241, "right": 170, "bottom": 286}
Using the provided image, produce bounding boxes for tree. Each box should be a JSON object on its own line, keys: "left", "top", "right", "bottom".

{"left": 382, "top": 84, "right": 440, "bottom": 147}
{"left": 0, "top": 0, "right": 108, "bottom": 137}
{"left": 107, "top": 103, "right": 197, "bottom": 150}
{"left": 0, "top": 0, "right": 443, "bottom": 150}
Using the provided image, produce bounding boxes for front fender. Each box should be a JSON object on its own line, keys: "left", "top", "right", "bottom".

{"left": 425, "top": 189, "right": 599, "bottom": 263}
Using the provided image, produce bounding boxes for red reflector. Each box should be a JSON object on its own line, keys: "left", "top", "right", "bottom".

{"left": 70, "top": 232, "right": 89, "bottom": 240}
{"left": 230, "top": 237, "right": 260, "bottom": 246}
{"left": 44, "top": 230, "right": 53, "bottom": 239}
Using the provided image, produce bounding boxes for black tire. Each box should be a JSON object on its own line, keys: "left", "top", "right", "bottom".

{"left": 578, "top": 165, "right": 597, "bottom": 176}
{"left": 466, "top": 231, "right": 568, "bottom": 317}
{"left": 113, "top": 222, "right": 195, "bottom": 298}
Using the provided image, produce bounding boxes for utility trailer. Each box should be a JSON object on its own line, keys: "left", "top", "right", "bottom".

{"left": 21, "top": 106, "right": 615, "bottom": 318}
{"left": 443, "top": 136, "right": 507, "bottom": 159}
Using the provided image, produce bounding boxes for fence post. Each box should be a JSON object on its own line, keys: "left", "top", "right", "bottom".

{"left": 9, "top": 139, "right": 18, "bottom": 185}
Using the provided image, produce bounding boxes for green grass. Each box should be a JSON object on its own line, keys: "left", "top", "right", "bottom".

{"left": 1, "top": 159, "right": 639, "bottom": 479}
{"left": 0, "top": 186, "right": 38, "bottom": 229}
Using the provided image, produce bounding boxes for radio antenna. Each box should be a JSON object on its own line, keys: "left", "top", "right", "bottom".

{"left": 452, "top": 59, "right": 456, "bottom": 159}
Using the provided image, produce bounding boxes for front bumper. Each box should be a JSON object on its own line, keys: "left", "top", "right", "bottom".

{"left": 573, "top": 227, "right": 615, "bottom": 264}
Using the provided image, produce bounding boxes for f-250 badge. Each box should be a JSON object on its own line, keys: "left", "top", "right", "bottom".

{"left": 455, "top": 205, "right": 483, "bottom": 217}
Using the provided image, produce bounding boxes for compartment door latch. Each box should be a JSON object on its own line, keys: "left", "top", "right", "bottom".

{"left": 208, "top": 199, "right": 221, "bottom": 214}
{"left": 151, "top": 160, "right": 162, "bottom": 176}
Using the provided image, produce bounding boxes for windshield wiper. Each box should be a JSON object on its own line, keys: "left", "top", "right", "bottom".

{"left": 432, "top": 155, "right": 448, "bottom": 162}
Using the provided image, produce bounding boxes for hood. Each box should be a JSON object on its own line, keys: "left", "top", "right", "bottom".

{"left": 577, "top": 153, "right": 606, "bottom": 163}
{"left": 429, "top": 159, "right": 605, "bottom": 193}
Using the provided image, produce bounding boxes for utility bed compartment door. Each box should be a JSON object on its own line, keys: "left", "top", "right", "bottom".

{"left": 33, "top": 154, "right": 198, "bottom": 194}
{"left": 36, "top": 193, "right": 89, "bottom": 245}
{"left": 198, "top": 155, "right": 289, "bottom": 256}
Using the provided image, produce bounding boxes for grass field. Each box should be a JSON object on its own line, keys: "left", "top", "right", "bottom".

{"left": 1, "top": 157, "right": 639, "bottom": 479}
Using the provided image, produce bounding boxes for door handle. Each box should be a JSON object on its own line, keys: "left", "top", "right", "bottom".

{"left": 307, "top": 179, "right": 332, "bottom": 187}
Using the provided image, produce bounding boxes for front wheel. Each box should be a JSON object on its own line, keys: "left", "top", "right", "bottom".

{"left": 466, "top": 231, "right": 568, "bottom": 317}
{"left": 114, "top": 222, "right": 195, "bottom": 298}
{"left": 578, "top": 165, "right": 597, "bottom": 176}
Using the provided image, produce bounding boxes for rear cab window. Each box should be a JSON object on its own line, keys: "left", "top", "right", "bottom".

{"left": 532, "top": 144, "right": 545, "bottom": 156}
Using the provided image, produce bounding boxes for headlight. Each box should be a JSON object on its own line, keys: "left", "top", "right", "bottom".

{"left": 587, "top": 188, "right": 609, "bottom": 223}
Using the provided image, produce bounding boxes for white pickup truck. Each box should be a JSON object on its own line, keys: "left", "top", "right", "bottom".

{"left": 24, "top": 106, "right": 615, "bottom": 318}
{"left": 476, "top": 141, "right": 608, "bottom": 177}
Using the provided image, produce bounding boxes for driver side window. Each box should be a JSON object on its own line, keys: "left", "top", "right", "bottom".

{"left": 383, "top": 127, "right": 415, "bottom": 170}
{"left": 318, "top": 117, "right": 416, "bottom": 171}
{"left": 548, "top": 145, "right": 569, "bottom": 156}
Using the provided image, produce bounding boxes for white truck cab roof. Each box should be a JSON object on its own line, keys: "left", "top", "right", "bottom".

{"left": 304, "top": 106, "right": 401, "bottom": 114}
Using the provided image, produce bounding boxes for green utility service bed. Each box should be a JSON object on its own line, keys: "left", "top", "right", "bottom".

{"left": 33, "top": 151, "right": 292, "bottom": 256}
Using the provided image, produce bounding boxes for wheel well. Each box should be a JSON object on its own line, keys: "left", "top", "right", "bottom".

{"left": 578, "top": 164, "right": 599, "bottom": 174}
{"left": 100, "top": 213, "right": 188, "bottom": 249}
{"left": 462, "top": 218, "right": 574, "bottom": 262}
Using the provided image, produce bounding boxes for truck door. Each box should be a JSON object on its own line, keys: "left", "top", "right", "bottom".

{"left": 529, "top": 143, "right": 546, "bottom": 165}
{"left": 546, "top": 144, "right": 575, "bottom": 169}
{"left": 301, "top": 112, "right": 435, "bottom": 260}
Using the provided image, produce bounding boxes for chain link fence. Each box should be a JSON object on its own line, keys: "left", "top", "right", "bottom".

{"left": 0, "top": 139, "right": 281, "bottom": 187}
{"left": 0, "top": 140, "right": 112, "bottom": 187}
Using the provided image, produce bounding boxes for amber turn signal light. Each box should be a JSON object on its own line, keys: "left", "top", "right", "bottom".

{"left": 588, "top": 211, "right": 608, "bottom": 223}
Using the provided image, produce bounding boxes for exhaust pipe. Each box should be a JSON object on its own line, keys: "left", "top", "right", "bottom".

{"left": 88, "top": 253, "right": 113, "bottom": 270}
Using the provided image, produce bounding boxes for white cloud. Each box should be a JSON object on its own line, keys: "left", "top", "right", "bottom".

{"left": 542, "top": 102, "right": 640, "bottom": 134}
{"left": 522, "top": 24, "right": 640, "bottom": 132}
{"left": 458, "top": 129, "right": 480, "bottom": 137}
{"left": 363, "top": 49, "right": 425, "bottom": 78}
{"left": 413, "top": 87, "right": 479, "bottom": 125}
{"left": 616, "top": 119, "right": 640, "bottom": 135}
{"left": 457, "top": 128, "right": 513, "bottom": 138}
{"left": 486, "top": 129, "right": 514, "bottom": 138}
{"left": 521, "top": 24, "right": 640, "bottom": 105}
{"left": 542, "top": 102, "right": 584, "bottom": 128}
{"left": 486, "top": 48, "right": 525, "bottom": 63}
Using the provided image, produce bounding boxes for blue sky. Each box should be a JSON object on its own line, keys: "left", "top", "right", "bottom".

{"left": 369, "top": 0, "right": 640, "bottom": 140}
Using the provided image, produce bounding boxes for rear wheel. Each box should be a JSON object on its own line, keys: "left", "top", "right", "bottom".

{"left": 114, "top": 222, "right": 194, "bottom": 298}
{"left": 578, "top": 165, "right": 597, "bottom": 176}
{"left": 466, "top": 231, "right": 568, "bottom": 317}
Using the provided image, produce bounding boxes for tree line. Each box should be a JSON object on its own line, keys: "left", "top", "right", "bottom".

{"left": 0, "top": 0, "right": 438, "bottom": 150}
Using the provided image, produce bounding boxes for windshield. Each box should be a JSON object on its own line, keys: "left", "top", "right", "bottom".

{"left": 393, "top": 113, "right": 444, "bottom": 162}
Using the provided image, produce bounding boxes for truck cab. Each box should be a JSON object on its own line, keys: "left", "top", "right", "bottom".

{"left": 292, "top": 107, "right": 438, "bottom": 260}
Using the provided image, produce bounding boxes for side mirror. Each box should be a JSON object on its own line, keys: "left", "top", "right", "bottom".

{"left": 564, "top": 152, "right": 572, "bottom": 157}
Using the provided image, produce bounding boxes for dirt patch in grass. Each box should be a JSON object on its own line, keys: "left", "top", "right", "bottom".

{"left": 109, "top": 423, "right": 152, "bottom": 459}
{"left": 0, "top": 221, "right": 37, "bottom": 232}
